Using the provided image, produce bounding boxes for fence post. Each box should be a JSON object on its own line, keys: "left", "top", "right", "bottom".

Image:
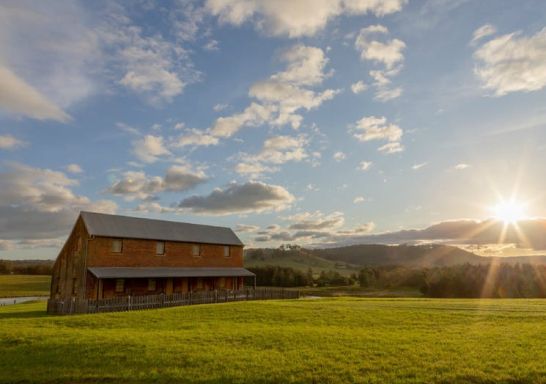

{"left": 128, "top": 295, "right": 132, "bottom": 311}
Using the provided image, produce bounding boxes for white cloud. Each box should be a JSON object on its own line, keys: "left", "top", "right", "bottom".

{"left": 355, "top": 26, "right": 405, "bottom": 101}
{"left": 333, "top": 151, "right": 347, "bottom": 161}
{"left": 0, "top": 1, "right": 204, "bottom": 116}
{"left": 352, "top": 116, "right": 403, "bottom": 142}
{"left": 0, "top": 240, "right": 16, "bottom": 251}
{"left": 173, "top": 129, "right": 219, "bottom": 147}
{"left": 351, "top": 115, "right": 404, "bottom": 154}
{"left": 235, "top": 224, "right": 260, "bottom": 233}
{"left": 234, "top": 162, "right": 278, "bottom": 176}
{"left": 473, "top": 27, "right": 546, "bottom": 96}
{"left": 66, "top": 164, "right": 83, "bottom": 174}
{"left": 203, "top": 39, "right": 220, "bottom": 51}
{"left": 108, "top": 165, "right": 207, "bottom": 201}
{"left": 378, "top": 141, "right": 404, "bottom": 154}
{"left": 0, "top": 1, "right": 101, "bottom": 120}
{"left": 116, "top": 122, "right": 140, "bottom": 135}
{"left": 358, "top": 161, "right": 373, "bottom": 171}
{"left": 471, "top": 24, "right": 496, "bottom": 45}
{"left": 235, "top": 135, "right": 309, "bottom": 176}
{"left": 453, "top": 163, "right": 470, "bottom": 170}
{"left": 350, "top": 80, "right": 367, "bottom": 94}
{"left": 287, "top": 211, "right": 345, "bottom": 231}
{"left": 206, "top": 0, "right": 406, "bottom": 38}
{"left": 213, "top": 103, "right": 229, "bottom": 112}
{"left": 0, "top": 66, "right": 70, "bottom": 122}
{"left": 412, "top": 162, "right": 427, "bottom": 170}
{"left": 253, "top": 210, "right": 376, "bottom": 244}
{"left": 353, "top": 196, "right": 366, "bottom": 204}
{"left": 272, "top": 44, "right": 332, "bottom": 86}
{"left": 0, "top": 162, "right": 116, "bottom": 243}
{"left": 179, "top": 44, "right": 338, "bottom": 146}
{"left": 210, "top": 102, "right": 275, "bottom": 138}
{"left": 355, "top": 25, "right": 405, "bottom": 69}
{"left": 132, "top": 135, "right": 171, "bottom": 163}
{"left": 178, "top": 181, "right": 295, "bottom": 215}
{"left": 374, "top": 85, "right": 402, "bottom": 101}
{"left": 0, "top": 134, "right": 27, "bottom": 150}
{"left": 99, "top": 3, "right": 204, "bottom": 105}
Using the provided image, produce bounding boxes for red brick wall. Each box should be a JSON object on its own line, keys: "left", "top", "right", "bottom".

{"left": 87, "top": 237, "right": 244, "bottom": 268}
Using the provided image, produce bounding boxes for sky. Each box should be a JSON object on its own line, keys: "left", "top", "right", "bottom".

{"left": 1, "top": 0, "right": 546, "bottom": 260}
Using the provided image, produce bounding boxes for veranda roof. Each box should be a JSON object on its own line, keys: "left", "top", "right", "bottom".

{"left": 88, "top": 267, "right": 255, "bottom": 279}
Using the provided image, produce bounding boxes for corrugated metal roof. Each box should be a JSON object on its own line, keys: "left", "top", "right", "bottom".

{"left": 88, "top": 267, "right": 255, "bottom": 279}
{"left": 80, "top": 211, "right": 243, "bottom": 246}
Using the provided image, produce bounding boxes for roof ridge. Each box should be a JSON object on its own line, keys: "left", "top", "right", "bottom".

{"left": 80, "top": 211, "right": 232, "bottom": 231}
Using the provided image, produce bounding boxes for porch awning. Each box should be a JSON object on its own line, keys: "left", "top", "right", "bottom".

{"left": 88, "top": 267, "right": 255, "bottom": 279}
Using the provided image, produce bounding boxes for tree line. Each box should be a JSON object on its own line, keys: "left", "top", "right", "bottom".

{"left": 249, "top": 263, "right": 546, "bottom": 298}
{"left": 0, "top": 260, "right": 53, "bottom": 275}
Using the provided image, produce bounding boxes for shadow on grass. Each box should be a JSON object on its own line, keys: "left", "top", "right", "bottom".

{"left": 0, "top": 301, "right": 49, "bottom": 320}
{"left": 0, "top": 309, "right": 49, "bottom": 320}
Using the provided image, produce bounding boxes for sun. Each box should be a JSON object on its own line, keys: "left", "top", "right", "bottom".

{"left": 492, "top": 200, "right": 528, "bottom": 224}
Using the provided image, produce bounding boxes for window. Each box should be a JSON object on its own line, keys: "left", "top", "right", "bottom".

{"left": 115, "top": 279, "right": 125, "bottom": 293}
{"left": 192, "top": 244, "right": 200, "bottom": 257}
{"left": 223, "top": 246, "right": 230, "bottom": 258}
{"left": 156, "top": 241, "right": 165, "bottom": 255}
{"left": 112, "top": 239, "right": 122, "bottom": 253}
{"left": 148, "top": 279, "right": 156, "bottom": 291}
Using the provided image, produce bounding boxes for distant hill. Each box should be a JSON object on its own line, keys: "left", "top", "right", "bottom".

{"left": 244, "top": 247, "right": 361, "bottom": 275}
{"left": 245, "top": 244, "right": 546, "bottom": 271}
{"left": 314, "top": 244, "right": 485, "bottom": 267}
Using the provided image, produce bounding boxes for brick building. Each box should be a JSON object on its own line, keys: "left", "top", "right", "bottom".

{"left": 50, "top": 211, "right": 254, "bottom": 301}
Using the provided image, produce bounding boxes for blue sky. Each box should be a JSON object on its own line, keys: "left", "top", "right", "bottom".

{"left": 1, "top": 0, "right": 546, "bottom": 259}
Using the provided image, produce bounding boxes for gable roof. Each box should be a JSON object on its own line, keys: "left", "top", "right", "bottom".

{"left": 80, "top": 211, "right": 243, "bottom": 246}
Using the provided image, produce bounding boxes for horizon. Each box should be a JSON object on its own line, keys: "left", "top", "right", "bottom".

{"left": 1, "top": 0, "right": 545, "bottom": 260}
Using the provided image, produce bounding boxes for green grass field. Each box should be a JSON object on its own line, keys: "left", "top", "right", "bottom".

{"left": 1, "top": 298, "right": 545, "bottom": 383}
{"left": 0, "top": 275, "right": 51, "bottom": 297}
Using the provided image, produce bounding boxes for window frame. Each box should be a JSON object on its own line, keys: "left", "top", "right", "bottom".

{"left": 223, "top": 245, "right": 231, "bottom": 258}
{"left": 115, "top": 278, "right": 125, "bottom": 293}
{"left": 156, "top": 241, "right": 165, "bottom": 256}
{"left": 191, "top": 244, "right": 201, "bottom": 258}
{"left": 111, "top": 239, "right": 123, "bottom": 253}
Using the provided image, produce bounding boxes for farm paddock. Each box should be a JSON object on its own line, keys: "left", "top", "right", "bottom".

{"left": 1, "top": 298, "right": 545, "bottom": 383}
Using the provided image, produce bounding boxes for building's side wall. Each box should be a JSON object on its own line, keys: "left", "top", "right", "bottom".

{"left": 86, "top": 237, "right": 244, "bottom": 268}
{"left": 49, "top": 217, "right": 89, "bottom": 301}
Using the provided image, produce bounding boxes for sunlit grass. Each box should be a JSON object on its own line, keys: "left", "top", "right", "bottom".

{"left": 0, "top": 274, "right": 51, "bottom": 297}
{"left": 1, "top": 298, "right": 545, "bottom": 383}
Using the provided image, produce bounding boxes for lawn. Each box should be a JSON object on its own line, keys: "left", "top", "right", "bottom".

{"left": 0, "top": 298, "right": 545, "bottom": 383}
{"left": 0, "top": 274, "right": 51, "bottom": 297}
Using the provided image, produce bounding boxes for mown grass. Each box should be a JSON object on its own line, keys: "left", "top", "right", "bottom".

{"left": 0, "top": 298, "right": 545, "bottom": 383}
{"left": 0, "top": 274, "right": 51, "bottom": 297}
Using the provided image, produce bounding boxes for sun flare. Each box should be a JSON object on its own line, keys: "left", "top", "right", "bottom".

{"left": 492, "top": 200, "right": 528, "bottom": 224}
